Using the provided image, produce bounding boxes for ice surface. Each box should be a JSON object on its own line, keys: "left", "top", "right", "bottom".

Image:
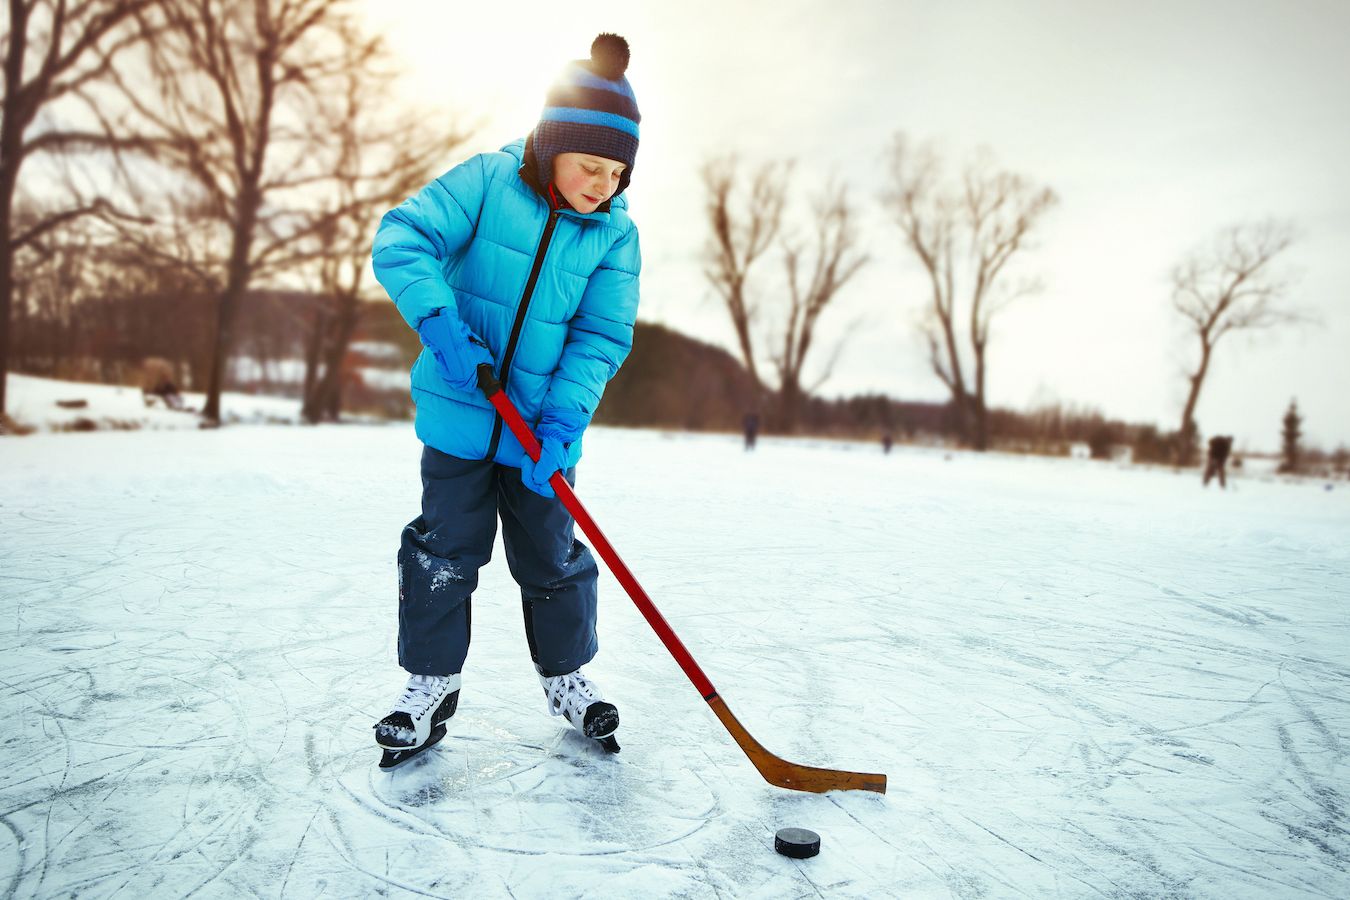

{"left": 1, "top": 411, "right": 1348, "bottom": 897}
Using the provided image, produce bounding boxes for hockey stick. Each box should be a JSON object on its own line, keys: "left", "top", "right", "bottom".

{"left": 479, "top": 367, "right": 887, "bottom": 794}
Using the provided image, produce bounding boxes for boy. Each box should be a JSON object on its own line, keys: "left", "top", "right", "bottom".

{"left": 369, "top": 34, "right": 641, "bottom": 766}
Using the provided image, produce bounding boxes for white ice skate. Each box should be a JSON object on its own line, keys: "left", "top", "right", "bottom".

{"left": 374, "top": 673, "right": 461, "bottom": 757}
{"left": 540, "top": 668, "right": 620, "bottom": 752}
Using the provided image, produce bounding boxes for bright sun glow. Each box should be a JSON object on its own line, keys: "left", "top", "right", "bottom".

{"left": 361, "top": 1, "right": 643, "bottom": 145}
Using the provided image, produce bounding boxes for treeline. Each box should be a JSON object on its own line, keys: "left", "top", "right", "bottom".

{"left": 600, "top": 323, "right": 1189, "bottom": 461}
{"left": 16, "top": 285, "right": 1349, "bottom": 469}
{"left": 607, "top": 326, "right": 1345, "bottom": 473}
{"left": 13, "top": 285, "right": 1192, "bottom": 459}
{"left": 11, "top": 288, "right": 420, "bottom": 418}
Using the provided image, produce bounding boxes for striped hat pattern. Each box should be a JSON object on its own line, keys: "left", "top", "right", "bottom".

{"left": 533, "top": 34, "right": 640, "bottom": 197}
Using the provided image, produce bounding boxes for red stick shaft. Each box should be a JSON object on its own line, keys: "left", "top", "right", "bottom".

{"left": 487, "top": 390, "right": 717, "bottom": 699}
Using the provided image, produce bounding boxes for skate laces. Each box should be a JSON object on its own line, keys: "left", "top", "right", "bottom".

{"left": 394, "top": 674, "right": 455, "bottom": 719}
{"left": 541, "top": 670, "right": 602, "bottom": 722}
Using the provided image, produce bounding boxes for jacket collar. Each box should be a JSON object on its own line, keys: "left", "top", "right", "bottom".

{"left": 545, "top": 182, "right": 570, "bottom": 212}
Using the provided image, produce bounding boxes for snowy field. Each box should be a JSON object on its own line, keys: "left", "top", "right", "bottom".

{"left": 2, "top": 407, "right": 1349, "bottom": 897}
{"left": 2, "top": 373, "right": 307, "bottom": 432}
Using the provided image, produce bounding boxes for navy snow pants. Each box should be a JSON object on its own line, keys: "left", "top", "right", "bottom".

{"left": 397, "top": 445, "right": 600, "bottom": 678}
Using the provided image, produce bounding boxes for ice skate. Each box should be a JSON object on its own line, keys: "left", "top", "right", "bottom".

{"left": 374, "top": 673, "right": 461, "bottom": 761}
{"left": 540, "top": 668, "right": 620, "bottom": 753}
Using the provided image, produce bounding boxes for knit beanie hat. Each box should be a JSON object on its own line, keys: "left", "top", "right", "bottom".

{"left": 532, "top": 34, "right": 641, "bottom": 196}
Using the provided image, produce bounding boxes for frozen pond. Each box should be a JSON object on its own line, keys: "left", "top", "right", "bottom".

{"left": 2, "top": 420, "right": 1348, "bottom": 898}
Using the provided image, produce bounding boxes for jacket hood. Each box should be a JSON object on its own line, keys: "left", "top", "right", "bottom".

{"left": 500, "top": 137, "right": 527, "bottom": 165}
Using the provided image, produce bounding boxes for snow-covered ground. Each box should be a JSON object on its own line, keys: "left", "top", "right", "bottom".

{"left": 2, "top": 396, "right": 1349, "bottom": 897}
{"left": 2, "top": 373, "right": 304, "bottom": 432}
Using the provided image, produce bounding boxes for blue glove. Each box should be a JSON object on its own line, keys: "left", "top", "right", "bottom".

{"left": 520, "top": 409, "right": 590, "bottom": 499}
{"left": 521, "top": 435, "right": 569, "bottom": 498}
{"left": 417, "top": 311, "right": 494, "bottom": 394}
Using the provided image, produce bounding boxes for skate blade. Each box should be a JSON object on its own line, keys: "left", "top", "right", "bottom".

{"left": 379, "top": 724, "right": 447, "bottom": 770}
{"left": 596, "top": 735, "right": 620, "bottom": 754}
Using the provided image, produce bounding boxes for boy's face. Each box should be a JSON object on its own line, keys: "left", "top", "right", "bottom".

{"left": 552, "top": 153, "right": 625, "bottom": 213}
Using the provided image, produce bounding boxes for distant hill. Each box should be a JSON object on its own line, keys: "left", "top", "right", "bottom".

{"left": 596, "top": 322, "right": 760, "bottom": 431}
{"left": 597, "top": 321, "right": 954, "bottom": 439}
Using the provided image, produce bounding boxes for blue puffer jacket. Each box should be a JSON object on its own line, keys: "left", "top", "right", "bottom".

{"left": 371, "top": 138, "right": 641, "bottom": 469}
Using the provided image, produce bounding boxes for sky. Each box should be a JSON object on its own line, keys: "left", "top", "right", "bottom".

{"left": 359, "top": 0, "right": 1350, "bottom": 452}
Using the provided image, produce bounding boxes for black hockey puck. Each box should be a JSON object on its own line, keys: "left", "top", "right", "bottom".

{"left": 774, "top": 827, "right": 821, "bottom": 859}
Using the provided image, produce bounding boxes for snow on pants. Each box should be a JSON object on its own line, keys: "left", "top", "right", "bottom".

{"left": 397, "top": 445, "right": 600, "bottom": 678}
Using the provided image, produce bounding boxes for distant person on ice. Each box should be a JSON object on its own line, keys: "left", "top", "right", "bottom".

{"left": 743, "top": 411, "right": 759, "bottom": 451}
{"left": 368, "top": 34, "right": 642, "bottom": 767}
{"left": 1203, "top": 435, "right": 1234, "bottom": 488}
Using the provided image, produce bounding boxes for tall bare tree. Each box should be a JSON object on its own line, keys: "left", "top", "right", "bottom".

{"left": 0, "top": 0, "right": 150, "bottom": 418}
{"left": 94, "top": 0, "right": 369, "bottom": 424}
{"left": 702, "top": 156, "right": 787, "bottom": 397}
{"left": 294, "top": 21, "right": 465, "bottom": 423}
{"left": 1171, "top": 218, "right": 1302, "bottom": 463}
{"left": 773, "top": 181, "right": 868, "bottom": 431}
{"left": 883, "top": 135, "right": 1057, "bottom": 450}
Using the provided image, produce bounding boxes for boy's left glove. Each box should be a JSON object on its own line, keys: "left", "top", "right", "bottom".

{"left": 520, "top": 409, "right": 590, "bottom": 499}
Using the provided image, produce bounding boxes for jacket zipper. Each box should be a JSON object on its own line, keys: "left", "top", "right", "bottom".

{"left": 486, "top": 208, "right": 560, "bottom": 459}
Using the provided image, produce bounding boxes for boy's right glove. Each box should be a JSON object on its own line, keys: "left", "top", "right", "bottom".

{"left": 417, "top": 311, "right": 494, "bottom": 394}
{"left": 521, "top": 434, "right": 569, "bottom": 498}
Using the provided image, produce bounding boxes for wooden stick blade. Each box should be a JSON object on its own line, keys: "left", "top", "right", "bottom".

{"left": 707, "top": 694, "right": 887, "bottom": 794}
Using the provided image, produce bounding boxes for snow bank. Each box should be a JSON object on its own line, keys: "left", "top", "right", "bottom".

{"left": 2, "top": 373, "right": 336, "bottom": 433}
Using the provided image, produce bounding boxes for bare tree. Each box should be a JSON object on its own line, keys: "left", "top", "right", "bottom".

{"left": 1171, "top": 219, "right": 1302, "bottom": 464}
{"left": 0, "top": 0, "right": 151, "bottom": 418}
{"left": 702, "top": 158, "right": 868, "bottom": 432}
{"left": 773, "top": 181, "right": 868, "bottom": 431}
{"left": 882, "top": 135, "right": 1057, "bottom": 450}
{"left": 90, "top": 0, "right": 370, "bottom": 424}
{"left": 295, "top": 22, "right": 464, "bottom": 423}
{"left": 701, "top": 156, "right": 787, "bottom": 397}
